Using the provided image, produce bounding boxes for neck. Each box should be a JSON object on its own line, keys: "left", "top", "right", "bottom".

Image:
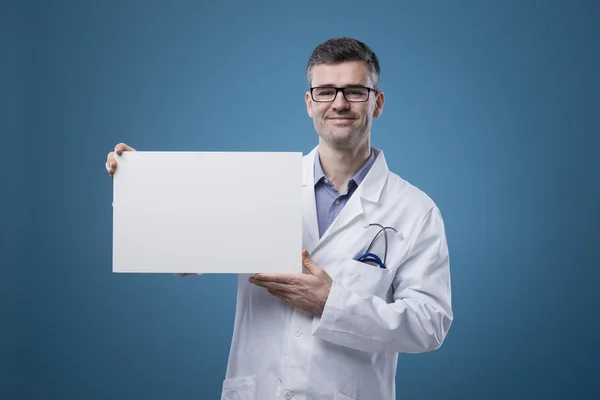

{"left": 317, "top": 137, "right": 371, "bottom": 193}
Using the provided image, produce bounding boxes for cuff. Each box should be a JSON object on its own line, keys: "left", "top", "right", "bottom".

{"left": 311, "top": 280, "right": 345, "bottom": 336}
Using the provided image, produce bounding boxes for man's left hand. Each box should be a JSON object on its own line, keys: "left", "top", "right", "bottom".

{"left": 249, "top": 250, "right": 333, "bottom": 316}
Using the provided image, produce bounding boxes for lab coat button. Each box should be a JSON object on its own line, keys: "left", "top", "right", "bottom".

{"left": 294, "top": 330, "right": 302, "bottom": 337}
{"left": 335, "top": 199, "right": 340, "bottom": 205}
{"left": 284, "top": 391, "right": 293, "bottom": 399}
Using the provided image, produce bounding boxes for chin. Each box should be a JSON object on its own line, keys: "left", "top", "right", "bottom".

{"left": 320, "top": 130, "right": 360, "bottom": 147}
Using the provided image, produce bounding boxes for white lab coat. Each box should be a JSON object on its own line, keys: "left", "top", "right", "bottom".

{"left": 220, "top": 146, "right": 453, "bottom": 400}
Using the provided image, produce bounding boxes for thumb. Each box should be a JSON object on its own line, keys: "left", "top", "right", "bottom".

{"left": 302, "top": 249, "right": 319, "bottom": 274}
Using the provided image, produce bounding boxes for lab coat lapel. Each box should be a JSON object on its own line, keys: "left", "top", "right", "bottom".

{"left": 302, "top": 147, "right": 320, "bottom": 252}
{"left": 316, "top": 147, "right": 390, "bottom": 250}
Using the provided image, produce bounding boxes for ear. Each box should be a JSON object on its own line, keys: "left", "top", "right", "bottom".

{"left": 305, "top": 91, "right": 314, "bottom": 118}
{"left": 373, "top": 91, "right": 385, "bottom": 118}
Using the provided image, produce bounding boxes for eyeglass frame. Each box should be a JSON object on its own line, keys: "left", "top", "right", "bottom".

{"left": 309, "top": 85, "right": 380, "bottom": 103}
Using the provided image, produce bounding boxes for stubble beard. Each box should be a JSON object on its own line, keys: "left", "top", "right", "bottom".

{"left": 316, "top": 116, "right": 368, "bottom": 149}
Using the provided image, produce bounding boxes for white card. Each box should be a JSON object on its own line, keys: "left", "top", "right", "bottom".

{"left": 112, "top": 151, "right": 303, "bottom": 273}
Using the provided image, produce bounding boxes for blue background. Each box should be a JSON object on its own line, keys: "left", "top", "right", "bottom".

{"left": 2, "top": 0, "right": 599, "bottom": 399}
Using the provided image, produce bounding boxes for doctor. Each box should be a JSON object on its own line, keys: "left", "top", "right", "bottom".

{"left": 106, "top": 37, "right": 452, "bottom": 400}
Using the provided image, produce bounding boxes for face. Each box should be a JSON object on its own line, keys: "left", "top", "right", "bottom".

{"left": 305, "top": 61, "right": 384, "bottom": 149}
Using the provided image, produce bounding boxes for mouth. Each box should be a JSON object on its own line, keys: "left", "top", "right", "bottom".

{"left": 327, "top": 116, "right": 357, "bottom": 121}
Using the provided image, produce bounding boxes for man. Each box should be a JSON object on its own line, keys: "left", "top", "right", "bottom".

{"left": 106, "top": 37, "right": 452, "bottom": 400}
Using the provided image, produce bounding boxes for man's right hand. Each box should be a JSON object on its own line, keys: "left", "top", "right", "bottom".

{"left": 106, "top": 143, "right": 136, "bottom": 179}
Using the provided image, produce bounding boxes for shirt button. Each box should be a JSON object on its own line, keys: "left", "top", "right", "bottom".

{"left": 324, "top": 179, "right": 329, "bottom": 184}
{"left": 294, "top": 330, "right": 302, "bottom": 337}
{"left": 335, "top": 199, "right": 340, "bottom": 205}
{"left": 284, "top": 391, "right": 293, "bottom": 399}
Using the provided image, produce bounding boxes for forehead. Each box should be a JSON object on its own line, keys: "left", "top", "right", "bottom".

{"left": 311, "top": 61, "right": 372, "bottom": 87}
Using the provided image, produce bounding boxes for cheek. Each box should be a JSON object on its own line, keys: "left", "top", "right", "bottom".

{"left": 355, "top": 105, "right": 371, "bottom": 120}
{"left": 364, "top": 103, "right": 376, "bottom": 119}
{"left": 314, "top": 105, "right": 328, "bottom": 120}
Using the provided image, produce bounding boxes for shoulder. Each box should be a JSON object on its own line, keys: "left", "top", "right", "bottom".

{"left": 384, "top": 169, "right": 439, "bottom": 215}
{"left": 382, "top": 171, "right": 447, "bottom": 247}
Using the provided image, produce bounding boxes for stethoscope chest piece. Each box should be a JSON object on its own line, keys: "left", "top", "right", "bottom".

{"left": 354, "top": 252, "right": 386, "bottom": 269}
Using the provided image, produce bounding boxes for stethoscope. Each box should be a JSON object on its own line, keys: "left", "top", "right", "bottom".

{"left": 354, "top": 223, "right": 403, "bottom": 269}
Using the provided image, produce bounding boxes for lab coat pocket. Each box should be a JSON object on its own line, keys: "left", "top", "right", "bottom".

{"left": 220, "top": 375, "right": 256, "bottom": 400}
{"left": 340, "top": 259, "right": 393, "bottom": 299}
{"left": 334, "top": 391, "right": 356, "bottom": 400}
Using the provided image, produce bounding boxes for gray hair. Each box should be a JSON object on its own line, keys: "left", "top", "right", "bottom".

{"left": 306, "top": 37, "right": 381, "bottom": 89}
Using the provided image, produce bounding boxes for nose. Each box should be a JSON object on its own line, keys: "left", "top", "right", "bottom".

{"left": 331, "top": 89, "right": 350, "bottom": 111}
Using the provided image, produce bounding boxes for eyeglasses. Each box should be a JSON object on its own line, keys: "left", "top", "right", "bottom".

{"left": 310, "top": 86, "right": 379, "bottom": 103}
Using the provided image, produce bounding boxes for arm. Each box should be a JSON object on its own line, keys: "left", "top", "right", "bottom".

{"left": 311, "top": 207, "right": 453, "bottom": 353}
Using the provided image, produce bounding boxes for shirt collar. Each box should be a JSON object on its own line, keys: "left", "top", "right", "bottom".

{"left": 314, "top": 147, "right": 377, "bottom": 188}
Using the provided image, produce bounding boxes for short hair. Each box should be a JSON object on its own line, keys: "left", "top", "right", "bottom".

{"left": 306, "top": 37, "right": 381, "bottom": 89}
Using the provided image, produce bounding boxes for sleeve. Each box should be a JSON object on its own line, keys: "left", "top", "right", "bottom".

{"left": 311, "top": 207, "right": 453, "bottom": 353}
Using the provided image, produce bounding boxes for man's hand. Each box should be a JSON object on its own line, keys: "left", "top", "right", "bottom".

{"left": 249, "top": 250, "right": 333, "bottom": 316}
{"left": 106, "top": 143, "right": 136, "bottom": 179}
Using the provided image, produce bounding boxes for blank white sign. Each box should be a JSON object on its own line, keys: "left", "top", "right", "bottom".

{"left": 112, "top": 151, "right": 303, "bottom": 273}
